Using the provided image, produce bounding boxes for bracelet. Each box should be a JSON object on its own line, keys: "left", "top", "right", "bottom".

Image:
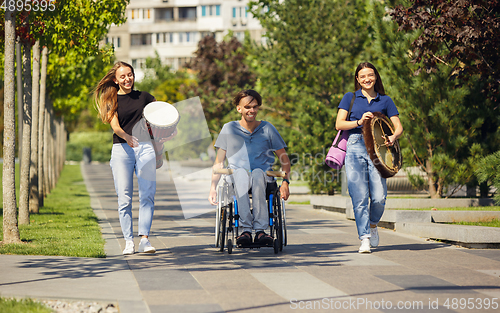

{"left": 356, "top": 120, "right": 360, "bottom": 126}
{"left": 283, "top": 178, "right": 290, "bottom": 185}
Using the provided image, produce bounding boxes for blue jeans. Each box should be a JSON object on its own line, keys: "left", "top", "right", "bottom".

{"left": 110, "top": 142, "right": 156, "bottom": 241}
{"left": 345, "top": 133, "right": 387, "bottom": 240}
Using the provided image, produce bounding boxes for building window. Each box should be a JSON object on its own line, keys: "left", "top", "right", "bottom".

{"left": 202, "top": 6, "right": 206, "bottom": 17}
{"left": 233, "top": 7, "right": 236, "bottom": 18}
{"left": 179, "top": 7, "right": 196, "bottom": 21}
{"left": 216, "top": 5, "right": 220, "bottom": 16}
{"left": 179, "top": 32, "right": 183, "bottom": 43}
{"left": 245, "top": 6, "right": 248, "bottom": 17}
{"left": 157, "top": 8, "right": 173, "bottom": 21}
{"left": 116, "top": 37, "right": 121, "bottom": 48}
{"left": 131, "top": 33, "right": 152, "bottom": 46}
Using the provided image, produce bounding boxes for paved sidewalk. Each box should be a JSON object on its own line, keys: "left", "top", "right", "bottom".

{"left": 1, "top": 163, "right": 500, "bottom": 313}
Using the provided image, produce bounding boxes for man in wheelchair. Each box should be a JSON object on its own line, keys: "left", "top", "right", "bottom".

{"left": 208, "top": 90, "right": 291, "bottom": 247}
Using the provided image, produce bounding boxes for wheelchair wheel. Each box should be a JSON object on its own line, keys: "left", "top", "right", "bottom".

{"left": 215, "top": 185, "right": 224, "bottom": 247}
{"left": 277, "top": 198, "right": 284, "bottom": 251}
{"left": 273, "top": 189, "right": 283, "bottom": 251}
{"left": 273, "top": 238, "right": 279, "bottom": 254}
{"left": 227, "top": 239, "right": 233, "bottom": 254}
{"left": 282, "top": 199, "right": 287, "bottom": 247}
{"left": 219, "top": 208, "right": 226, "bottom": 252}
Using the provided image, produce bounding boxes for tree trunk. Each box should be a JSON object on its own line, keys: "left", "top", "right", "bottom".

{"left": 43, "top": 105, "right": 50, "bottom": 195}
{"left": 426, "top": 159, "right": 440, "bottom": 199}
{"left": 18, "top": 41, "right": 32, "bottom": 225}
{"left": 16, "top": 42, "right": 23, "bottom": 165}
{"left": 3, "top": 9, "right": 21, "bottom": 243}
{"left": 38, "top": 46, "right": 48, "bottom": 207}
{"left": 29, "top": 40, "right": 40, "bottom": 214}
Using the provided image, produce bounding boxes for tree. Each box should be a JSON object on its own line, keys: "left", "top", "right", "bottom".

{"left": 248, "top": 0, "right": 370, "bottom": 194}
{"left": 185, "top": 34, "right": 256, "bottom": 134}
{"left": 391, "top": 0, "right": 500, "bottom": 103}
{"left": 18, "top": 25, "right": 32, "bottom": 224}
{"left": 369, "top": 0, "right": 485, "bottom": 198}
{"left": 3, "top": 8, "right": 21, "bottom": 243}
{"left": 1, "top": 0, "right": 129, "bottom": 226}
{"left": 135, "top": 52, "right": 195, "bottom": 104}
{"left": 29, "top": 40, "right": 41, "bottom": 213}
{"left": 475, "top": 151, "right": 500, "bottom": 204}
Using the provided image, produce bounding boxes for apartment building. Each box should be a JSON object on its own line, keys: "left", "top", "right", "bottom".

{"left": 106, "top": 0, "right": 264, "bottom": 79}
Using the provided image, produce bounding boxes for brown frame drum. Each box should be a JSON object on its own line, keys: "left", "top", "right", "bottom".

{"left": 362, "top": 112, "right": 402, "bottom": 178}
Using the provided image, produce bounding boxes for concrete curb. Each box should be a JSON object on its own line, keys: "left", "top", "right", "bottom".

{"left": 311, "top": 195, "right": 500, "bottom": 248}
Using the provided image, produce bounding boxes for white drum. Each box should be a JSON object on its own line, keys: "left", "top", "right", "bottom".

{"left": 143, "top": 101, "right": 180, "bottom": 140}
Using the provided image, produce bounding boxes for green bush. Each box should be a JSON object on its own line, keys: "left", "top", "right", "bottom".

{"left": 475, "top": 150, "right": 500, "bottom": 204}
{"left": 66, "top": 131, "right": 113, "bottom": 162}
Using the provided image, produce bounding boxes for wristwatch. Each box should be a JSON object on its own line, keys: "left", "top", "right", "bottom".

{"left": 283, "top": 178, "right": 290, "bottom": 185}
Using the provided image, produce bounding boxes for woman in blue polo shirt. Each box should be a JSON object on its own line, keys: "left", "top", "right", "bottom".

{"left": 335, "top": 62, "right": 403, "bottom": 253}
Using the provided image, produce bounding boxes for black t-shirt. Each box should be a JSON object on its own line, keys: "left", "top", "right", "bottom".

{"left": 113, "top": 90, "right": 156, "bottom": 144}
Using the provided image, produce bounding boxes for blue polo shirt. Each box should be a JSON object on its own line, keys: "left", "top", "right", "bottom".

{"left": 215, "top": 121, "right": 287, "bottom": 172}
{"left": 338, "top": 89, "right": 399, "bottom": 134}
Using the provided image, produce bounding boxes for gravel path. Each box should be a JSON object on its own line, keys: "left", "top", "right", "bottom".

{"left": 41, "top": 300, "right": 119, "bottom": 313}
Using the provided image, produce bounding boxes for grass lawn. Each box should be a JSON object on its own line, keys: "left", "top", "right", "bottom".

{"left": 288, "top": 200, "right": 311, "bottom": 205}
{"left": 448, "top": 219, "right": 500, "bottom": 228}
{"left": 0, "top": 297, "right": 52, "bottom": 313}
{"left": 0, "top": 164, "right": 105, "bottom": 257}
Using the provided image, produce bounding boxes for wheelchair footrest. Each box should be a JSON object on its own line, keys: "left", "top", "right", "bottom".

{"left": 237, "top": 242, "right": 274, "bottom": 249}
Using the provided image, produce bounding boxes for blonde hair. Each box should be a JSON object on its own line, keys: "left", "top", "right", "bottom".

{"left": 93, "top": 61, "right": 135, "bottom": 123}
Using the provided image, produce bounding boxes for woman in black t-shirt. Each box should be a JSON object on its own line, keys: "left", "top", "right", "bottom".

{"left": 94, "top": 61, "right": 161, "bottom": 255}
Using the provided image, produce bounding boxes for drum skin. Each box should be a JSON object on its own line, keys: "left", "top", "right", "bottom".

{"left": 143, "top": 101, "right": 180, "bottom": 140}
{"left": 362, "top": 112, "right": 402, "bottom": 178}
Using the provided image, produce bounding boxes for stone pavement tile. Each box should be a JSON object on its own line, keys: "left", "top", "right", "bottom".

{"left": 0, "top": 255, "right": 141, "bottom": 301}
{"left": 133, "top": 268, "right": 203, "bottom": 291}
{"left": 302, "top": 265, "right": 405, "bottom": 297}
{"left": 462, "top": 249, "right": 500, "bottom": 262}
{"left": 149, "top": 304, "right": 224, "bottom": 313}
{"left": 377, "top": 275, "right": 478, "bottom": 294}
{"left": 321, "top": 250, "right": 400, "bottom": 266}
{"left": 191, "top": 269, "right": 289, "bottom": 312}
{"left": 142, "top": 290, "right": 216, "bottom": 305}
{"left": 251, "top": 272, "right": 347, "bottom": 301}
{"left": 477, "top": 270, "right": 500, "bottom": 279}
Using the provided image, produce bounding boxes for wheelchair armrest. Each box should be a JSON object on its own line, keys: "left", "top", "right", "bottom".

{"left": 213, "top": 168, "right": 234, "bottom": 175}
{"left": 266, "top": 170, "right": 286, "bottom": 178}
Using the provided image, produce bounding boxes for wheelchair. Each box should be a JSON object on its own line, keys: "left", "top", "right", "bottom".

{"left": 213, "top": 168, "right": 287, "bottom": 254}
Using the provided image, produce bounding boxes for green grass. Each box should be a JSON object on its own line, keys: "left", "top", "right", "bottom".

{"left": 0, "top": 164, "right": 105, "bottom": 258}
{"left": 447, "top": 219, "right": 500, "bottom": 228}
{"left": 0, "top": 297, "right": 52, "bottom": 313}
{"left": 288, "top": 200, "right": 311, "bottom": 205}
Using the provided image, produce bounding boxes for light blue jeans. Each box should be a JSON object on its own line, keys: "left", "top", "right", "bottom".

{"left": 345, "top": 133, "right": 387, "bottom": 240}
{"left": 110, "top": 142, "right": 156, "bottom": 241}
{"left": 231, "top": 168, "right": 268, "bottom": 233}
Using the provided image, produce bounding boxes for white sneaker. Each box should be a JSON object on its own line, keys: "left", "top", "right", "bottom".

{"left": 370, "top": 227, "right": 379, "bottom": 247}
{"left": 138, "top": 238, "right": 156, "bottom": 253}
{"left": 123, "top": 240, "right": 135, "bottom": 255}
{"left": 359, "top": 238, "right": 371, "bottom": 253}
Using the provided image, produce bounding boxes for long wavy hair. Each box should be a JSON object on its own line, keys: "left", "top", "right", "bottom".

{"left": 354, "top": 62, "right": 385, "bottom": 95}
{"left": 93, "top": 61, "right": 135, "bottom": 123}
